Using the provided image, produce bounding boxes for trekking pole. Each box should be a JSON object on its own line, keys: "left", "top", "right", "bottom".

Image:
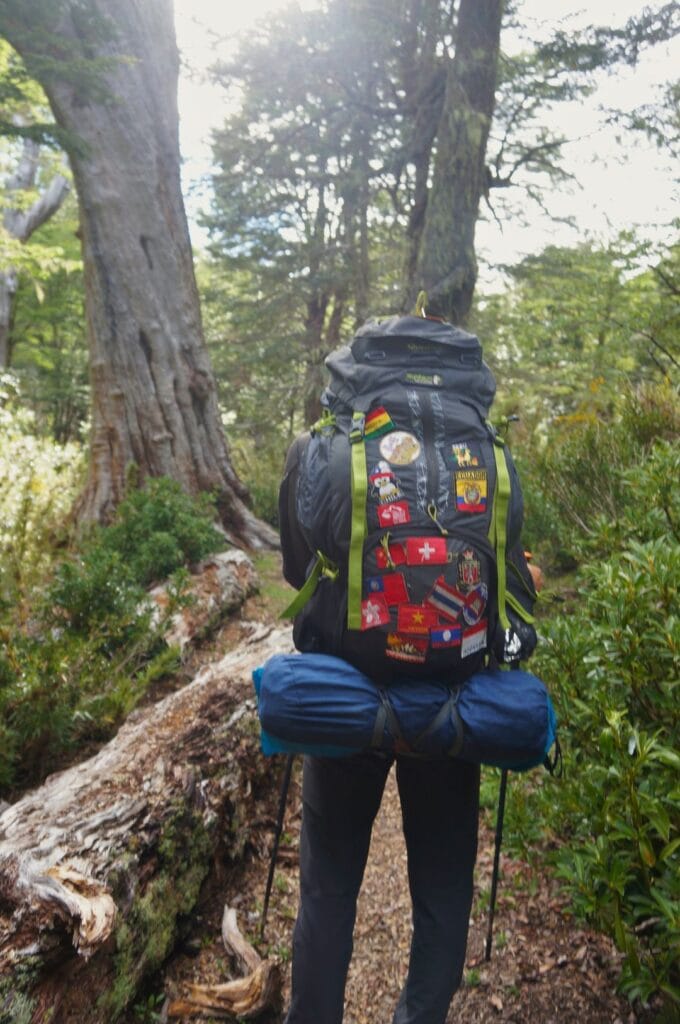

{"left": 260, "top": 753, "right": 295, "bottom": 941}
{"left": 484, "top": 767, "right": 509, "bottom": 962}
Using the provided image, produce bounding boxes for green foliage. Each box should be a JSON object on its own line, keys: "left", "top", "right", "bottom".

{"left": 92, "top": 476, "right": 226, "bottom": 587}
{"left": 0, "top": 477, "right": 226, "bottom": 795}
{"left": 503, "top": 385, "right": 680, "bottom": 1009}
{"left": 0, "top": 374, "right": 84, "bottom": 602}
{"left": 517, "top": 382, "right": 680, "bottom": 567}
{"left": 8, "top": 192, "right": 88, "bottom": 441}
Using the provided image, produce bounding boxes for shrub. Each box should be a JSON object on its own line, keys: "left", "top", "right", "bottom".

{"left": 0, "top": 375, "right": 84, "bottom": 603}
{"left": 94, "top": 476, "right": 227, "bottom": 586}
{"left": 515, "top": 382, "right": 680, "bottom": 568}
{"left": 503, "top": 403, "right": 680, "bottom": 1010}
{"left": 0, "top": 477, "right": 227, "bottom": 796}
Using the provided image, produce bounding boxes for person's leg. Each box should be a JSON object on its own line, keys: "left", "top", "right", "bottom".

{"left": 392, "top": 757, "right": 480, "bottom": 1024}
{"left": 285, "top": 750, "right": 392, "bottom": 1024}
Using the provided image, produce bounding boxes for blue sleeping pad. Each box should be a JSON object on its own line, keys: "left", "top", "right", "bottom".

{"left": 253, "top": 653, "right": 557, "bottom": 772}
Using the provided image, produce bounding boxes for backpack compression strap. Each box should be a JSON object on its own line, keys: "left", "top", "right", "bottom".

{"left": 280, "top": 551, "right": 339, "bottom": 619}
{"left": 347, "top": 411, "right": 368, "bottom": 630}
{"left": 488, "top": 438, "right": 536, "bottom": 629}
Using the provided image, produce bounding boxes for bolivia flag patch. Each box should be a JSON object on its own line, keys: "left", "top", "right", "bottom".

{"left": 365, "top": 406, "right": 394, "bottom": 438}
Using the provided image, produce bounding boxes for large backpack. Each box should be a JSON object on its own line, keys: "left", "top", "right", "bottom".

{"left": 284, "top": 314, "right": 537, "bottom": 684}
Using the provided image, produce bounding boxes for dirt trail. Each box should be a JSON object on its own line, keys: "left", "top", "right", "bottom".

{"left": 162, "top": 759, "right": 642, "bottom": 1024}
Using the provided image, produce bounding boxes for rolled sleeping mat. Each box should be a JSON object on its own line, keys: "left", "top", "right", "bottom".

{"left": 253, "top": 653, "right": 558, "bottom": 772}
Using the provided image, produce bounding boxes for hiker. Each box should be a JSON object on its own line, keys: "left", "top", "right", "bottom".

{"left": 277, "top": 314, "right": 538, "bottom": 1024}
{"left": 279, "top": 436, "right": 480, "bottom": 1024}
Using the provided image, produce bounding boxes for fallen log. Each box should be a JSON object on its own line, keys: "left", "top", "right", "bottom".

{"left": 150, "top": 549, "right": 259, "bottom": 651}
{"left": 0, "top": 624, "right": 294, "bottom": 1024}
{"left": 167, "top": 905, "right": 281, "bottom": 1019}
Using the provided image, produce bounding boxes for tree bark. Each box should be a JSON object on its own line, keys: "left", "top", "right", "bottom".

{"left": 0, "top": 0, "right": 277, "bottom": 547}
{"left": 0, "top": 623, "right": 295, "bottom": 1023}
{"left": 413, "top": 0, "right": 504, "bottom": 324}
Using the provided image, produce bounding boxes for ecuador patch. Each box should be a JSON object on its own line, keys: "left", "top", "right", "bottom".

{"left": 455, "top": 470, "right": 487, "bottom": 513}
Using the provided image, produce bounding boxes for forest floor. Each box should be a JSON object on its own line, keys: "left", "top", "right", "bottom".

{"left": 130, "top": 553, "right": 660, "bottom": 1024}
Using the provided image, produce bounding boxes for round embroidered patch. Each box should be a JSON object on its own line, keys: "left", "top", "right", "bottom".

{"left": 379, "top": 431, "right": 421, "bottom": 465}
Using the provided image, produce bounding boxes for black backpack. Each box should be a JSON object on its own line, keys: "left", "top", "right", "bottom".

{"left": 284, "top": 315, "right": 537, "bottom": 684}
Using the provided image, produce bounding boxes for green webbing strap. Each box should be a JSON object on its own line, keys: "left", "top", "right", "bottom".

{"left": 489, "top": 438, "right": 511, "bottom": 631}
{"left": 280, "top": 551, "right": 338, "bottom": 619}
{"left": 348, "top": 411, "right": 368, "bottom": 631}
{"left": 506, "top": 590, "right": 536, "bottom": 624}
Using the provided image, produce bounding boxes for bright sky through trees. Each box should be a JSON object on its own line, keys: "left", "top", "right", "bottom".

{"left": 174, "top": 0, "right": 679, "bottom": 274}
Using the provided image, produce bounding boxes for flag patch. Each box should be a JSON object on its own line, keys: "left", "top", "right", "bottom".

{"left": 455, "top": 470, "right": 487, "bottom": 513}
{"left": 462, "top": 583, "right": 488, "bottom": 626}
{"left": 365, "top": 407, "right": 394, "bottom": 438}
{"left": 426, "top": 575, "right": 466, "bottom": 622}
{"left": 430, "top": 625, "right": 462, "bottom": 648}
{"left": 377, "top": 500, "right": 411, "bottom": 527}
{"left": 376, "top": 541, "right": 407, "bottom": 569}
{"left": 406, "top": 536, "right": 448, "bottom": 565}
{"left": 461, "top": 619, "right": 488, "bottom": 657}
{"left": 366, "top": 572, "right": 409, "bottom": 605}
{"left": 385, "top": 633, "right": 428, "bottom": 664}
{"left": 397, "top": 604, "right": 439, "bottom": 635}
{"left": 361, "top": 595, "right": 391, "bottom": 631}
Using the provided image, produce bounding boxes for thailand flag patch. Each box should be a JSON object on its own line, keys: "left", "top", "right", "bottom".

{"left": 425, "top": 575, "right": 466, "bottom": 622}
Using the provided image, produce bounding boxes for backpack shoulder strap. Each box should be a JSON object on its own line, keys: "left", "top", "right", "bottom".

{"left": 488, "top": 437, "right": 511, "bottom": 632}
{"left": 347, "top": 411, "right": 368, "bottom": 631}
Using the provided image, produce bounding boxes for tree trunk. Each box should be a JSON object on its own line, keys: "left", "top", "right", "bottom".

{"left": 413, "top": 0, "right": 504, "bottom": 324}
{"left": 0, "top": 0, "right": 277, "bottom": 547}
{"left": 0, "top": 623, "right": 294, "bottom": 1023}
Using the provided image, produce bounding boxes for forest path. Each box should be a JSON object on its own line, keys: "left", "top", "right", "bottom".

{"left": 160, "top": 750, "right": 639, "bottom": 1024}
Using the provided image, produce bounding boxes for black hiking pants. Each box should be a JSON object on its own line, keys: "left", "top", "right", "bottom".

{"left": 284, "top": 750, "right": 480, "bottom": 1024}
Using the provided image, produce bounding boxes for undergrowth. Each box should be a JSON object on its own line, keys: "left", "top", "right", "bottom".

{"left": 502, "top": 384, "right": 679, "bottom": 1013}
{"left": 0, "top": 474, "right": 227, "bottom": 796}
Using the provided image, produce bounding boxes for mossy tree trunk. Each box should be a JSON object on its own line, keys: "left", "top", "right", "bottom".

{"left": 0, "top": 625, "right": 294, "bottom": 1023}
{"left": 412, "top": 0, "right": 504, "bottom": 324}
{"left": 0, "top": 0, "right": 276, "bottom": 547}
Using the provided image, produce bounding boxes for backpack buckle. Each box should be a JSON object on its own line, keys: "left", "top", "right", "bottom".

{"left": 349, "top": 412, "right": 365, "bottom": 443}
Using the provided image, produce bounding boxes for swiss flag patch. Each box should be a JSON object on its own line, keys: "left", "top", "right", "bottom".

{"left": 406, "top": 537, "right": 448, "bottom": 565}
